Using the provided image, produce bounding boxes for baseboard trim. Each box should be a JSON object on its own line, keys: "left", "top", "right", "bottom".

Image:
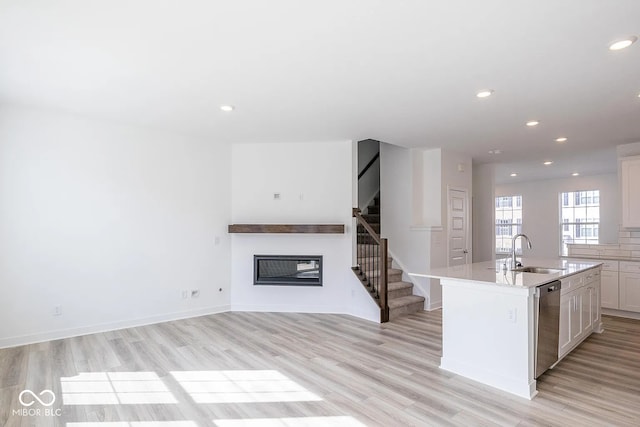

{"left": 231, "top": 303, "right": 344, "bottom": 314}
{"left": 602, "top": 308, "right": 640, "bottom": 320}
{"left": 426, "top": 300, "right": 442, "bottom": 311}
{"left": 0, "top": 305, "right": 231, "bottom": 349}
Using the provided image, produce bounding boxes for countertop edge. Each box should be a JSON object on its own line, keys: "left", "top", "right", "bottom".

{"left": 412, "top": 259, "right": 602, "bottom": 289}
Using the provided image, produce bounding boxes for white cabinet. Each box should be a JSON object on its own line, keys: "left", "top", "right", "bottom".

{"left": 620, "top": 156, "right": 640, "bottom": 228}
{"left": 559, "top": 268, "right": 601, "bottom": 359}
{"left": 600, "top": 269, "right": 619, "bottom": 309}
{"left": 558, "top": 292, "right": 573, "bottom": 356}
{"left": 619, "top": 261, "right": 640, "bottom": 312}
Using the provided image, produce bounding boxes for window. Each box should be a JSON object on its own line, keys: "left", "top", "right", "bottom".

{"left": 560, "top": 190, "right": 600, "bottom": 256}
{"left": 495, "top": 195, "right": 522, "bottom": 255}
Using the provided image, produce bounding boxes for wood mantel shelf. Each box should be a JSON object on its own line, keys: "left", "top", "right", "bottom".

{"left": 228, "top": 224, "right": 345, "bottom": 234}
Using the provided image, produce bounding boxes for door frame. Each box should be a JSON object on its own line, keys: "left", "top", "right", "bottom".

{"left": 447, "top": 186, "right": 471, "bottom": 267}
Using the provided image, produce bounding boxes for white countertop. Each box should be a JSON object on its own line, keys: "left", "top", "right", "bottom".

{"left": 410, "top": 258, "right": 602, "bottom": 288}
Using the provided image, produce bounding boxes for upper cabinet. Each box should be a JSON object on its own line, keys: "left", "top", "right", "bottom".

{"left": 620, "top": 155, "right": 640, "bottom": 228}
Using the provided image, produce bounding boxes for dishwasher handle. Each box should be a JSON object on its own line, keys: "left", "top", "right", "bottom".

{"left": 536, "top": 280, "right": 561, "bottom": 297}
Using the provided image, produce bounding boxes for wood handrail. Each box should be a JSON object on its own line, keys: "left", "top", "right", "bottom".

{"left": 358, "top": 152, "right": 380, "bottom": 180}
{"left": 352, "top": 208, "right": 382, "bottom": 244}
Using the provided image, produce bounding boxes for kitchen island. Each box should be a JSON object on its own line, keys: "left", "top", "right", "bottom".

{"left": 411, "top": 258, "right": 603, "bottom": 399}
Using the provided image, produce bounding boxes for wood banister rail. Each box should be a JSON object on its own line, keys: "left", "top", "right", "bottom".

{"left": 352, "top": 207, "right": 389, "bottom": 322}
{"left": 357, "top": 152, "right": 380, "bottom": 180}
{"left": 352, "top": 208, "right": 382, "bottom": 244}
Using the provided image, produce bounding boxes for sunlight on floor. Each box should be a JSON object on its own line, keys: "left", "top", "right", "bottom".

{"left": 212, "top": 416, "right": 367, "bottom": 427}
{"left": 60, "top": 372, "right": 177, "bottom": 405}
{"left": 59, "top": 369, "right": 340, "bottom": 425}
{"left": 67, "top": 422, "right": 197, "bottom": 427}
{"left": 170, "top": 370, "right": 322, "bottom": 403}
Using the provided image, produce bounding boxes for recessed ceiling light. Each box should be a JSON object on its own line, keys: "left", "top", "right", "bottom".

{"left": 609, "top": 36, "right": 637, "bottom": 51}
{"left": 555, "top": 137, "right": 568, "bottom": 143}
{"left": 488, "top": 149, "right": 502, "bottom": 155}
{"left": 572, "top": 172, "right": 580, "bottom": 176}
{"left": 543, "top": 161, "right": 553, "bottom": 165}
{"left": 510, "top": 173, "right": 518, "bottom": 177}
{"left": 220, "top": 105, "right": 235, "bottom": 112}
{"left": 526, "top": 120, "right": 540, "bottom": 127}
{"left": 476, "top": 90, "right": 494, "bottom": 98}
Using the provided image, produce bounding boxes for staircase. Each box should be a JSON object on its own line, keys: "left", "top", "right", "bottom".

{"left": 354, "top": 197, "right": 425, "bottom": 322}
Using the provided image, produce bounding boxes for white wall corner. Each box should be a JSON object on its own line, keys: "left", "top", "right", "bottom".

{"left": 0, "top": 305, "right": 231, "bottom": 350}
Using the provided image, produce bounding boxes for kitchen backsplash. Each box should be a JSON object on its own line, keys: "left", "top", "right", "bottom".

{"left": 567, "top": 229, "right": 640, "bottom": 260}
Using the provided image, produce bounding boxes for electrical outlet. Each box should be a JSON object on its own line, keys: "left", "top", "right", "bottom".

{"left": 508, "top": 308, "right": 517, "bottom": 323}
{"left": 181, "top": 290, "right": 188, "bottom": 300}
{"left": 214, "top": 236, "right": 220, "bottom": 245}
{"left": 191, "top": 289, "right": 200, "bottom": 298}
{"left": 273, "top": 193, "right": 281, "bottom": 200}
{"left": 53, "top": 305, "right": 62, "bottom": 316}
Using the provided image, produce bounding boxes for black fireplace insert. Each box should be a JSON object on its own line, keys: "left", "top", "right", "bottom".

{"left": 254, "top": 255, "right": 323, "bottom": 286}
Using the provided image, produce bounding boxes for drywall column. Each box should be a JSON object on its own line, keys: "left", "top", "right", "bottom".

{"left": 472, "top": 163, "right": 496, "bottom": 262}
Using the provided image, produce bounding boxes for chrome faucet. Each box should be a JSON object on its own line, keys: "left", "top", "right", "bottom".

{"left": 511, "top": 233, "right": 532, "bottom": 269}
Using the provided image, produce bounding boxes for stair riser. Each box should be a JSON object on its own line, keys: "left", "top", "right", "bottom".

{"left": 362, "top": 215, "right": 380, "bottom": 223}
{"left": 356, "top": 245, "right": 384, "bottom": 256}
{"left": 357, "top": 258, "right": 393, "bottom": 268}
{"left": 357, "top": 235, "right": 378, "bottom": 244}
{"left": 367, "top": 206, "right": 380, "bottom": 214}
{"left": 389, "top": 272, "right": 402, "bottom": 282}
{"left": 362, "top": 268, "right": 401, "bottom": 278}
{"left": 389, "top": 301, "right": 424, "bottom": 320}
{"left": 357, "top": 224, "right": 380, "bottom": 233}
{"left": 388, "top": 287, "right": 413, "bottom": 300}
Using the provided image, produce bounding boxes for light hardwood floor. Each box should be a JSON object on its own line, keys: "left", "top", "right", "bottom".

{"left": 1, "top": 311, "right": 639, "bottom": 426}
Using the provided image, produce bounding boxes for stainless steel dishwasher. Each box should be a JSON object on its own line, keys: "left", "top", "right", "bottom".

{"left": 535, "top": 280, "right": 562, "bottom": 378}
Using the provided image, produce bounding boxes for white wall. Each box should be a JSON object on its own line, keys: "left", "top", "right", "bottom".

{"left": 411, "top": 148, "right": 442, "bottom": 227}
{"left": 496, "top": 173, "right": 619, "bottom": 259}
{"left": 380, "top": 143, "right": 430, "bottom": 281}
{"left": 230, "top": 141, "right": 379, "bottom": 321}
{"left": 0, "top": 105, "right": 232, "bottom": 348}
{"left": 473, "top": 163, "right": 496, "bottom": 262}
{"left": 381, "top": 144, "right": 472, "bottom": 309}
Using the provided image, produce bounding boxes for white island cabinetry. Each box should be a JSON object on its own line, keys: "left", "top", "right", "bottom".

{"left": 415, "top": 258, "right": 602, "bottom": 400}
{"left": 559, "top": 269, "right": 600, "bottom": 359}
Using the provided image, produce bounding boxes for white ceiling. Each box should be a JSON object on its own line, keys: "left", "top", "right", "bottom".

{"left": 1, "top": 1, "right": 639, "bottom": 180}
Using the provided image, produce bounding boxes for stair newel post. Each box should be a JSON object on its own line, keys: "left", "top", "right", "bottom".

{"left": 380, "top": 238, "right": 389, "bottom": 322}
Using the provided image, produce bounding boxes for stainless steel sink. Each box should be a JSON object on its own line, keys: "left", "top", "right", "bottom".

{"left": 513, "top": 266, "right": 564, "bottom": 274}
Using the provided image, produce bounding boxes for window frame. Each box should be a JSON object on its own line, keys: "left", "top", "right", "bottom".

{"left": 495, "top": 195, "right": 523, "bottom": 256}
{"left": 559, "top": 190, "right": 600, "bottom": 256}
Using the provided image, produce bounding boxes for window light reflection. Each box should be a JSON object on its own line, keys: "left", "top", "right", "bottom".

{"left": 213, "top": 416, "right": 367, "bottom": 427}
{"left": 66, "top": 422, "right": 197, "bottom": 427}
{"left": 61, "top": 372, "right": 177, "bottom": 405}
{"left": 170, "top": 370, "right": 322, "bottom": 403}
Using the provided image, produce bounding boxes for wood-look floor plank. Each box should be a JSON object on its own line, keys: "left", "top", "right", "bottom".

{"left": 1, "top": 312, "right": 640, "bottom": 426}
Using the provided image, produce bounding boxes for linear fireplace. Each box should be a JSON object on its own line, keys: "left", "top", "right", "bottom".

{"left": 254, "top": 255, "right": 323, "bottom": 286}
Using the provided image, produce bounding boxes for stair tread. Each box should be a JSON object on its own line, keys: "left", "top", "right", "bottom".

{"left": 388, "top": 281, "right": 413, "bottom": 291}
{"left": 364, "top": 268, "right": 402, "bottom": 277}
{"left": 388, "top": 295, "right": 425, "bottom": 308}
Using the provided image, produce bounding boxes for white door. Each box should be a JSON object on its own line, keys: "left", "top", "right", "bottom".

{"left": 448, "top": 188, "right": 470, "bottom": 267}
